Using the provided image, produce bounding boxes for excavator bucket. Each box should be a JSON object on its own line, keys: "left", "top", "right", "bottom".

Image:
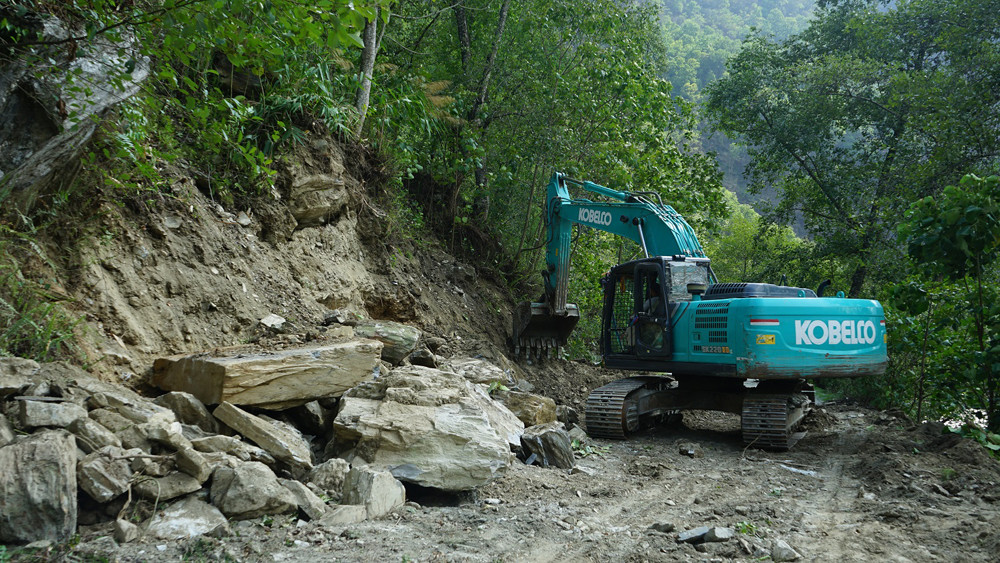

{"left": 512, "top": 301, "right": 580, "bottom": 360}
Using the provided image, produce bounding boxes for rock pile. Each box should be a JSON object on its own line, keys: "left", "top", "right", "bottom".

{"left": 0, "top": 344, "right": 543, "bottom": 546}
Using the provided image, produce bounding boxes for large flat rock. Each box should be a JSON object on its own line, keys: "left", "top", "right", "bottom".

{"left": 151, "top": 341, "right": 383, "bottom": 409}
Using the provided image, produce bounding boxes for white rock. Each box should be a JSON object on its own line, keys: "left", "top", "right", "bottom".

{"left": 333, "top": 365, "right": 524, "bottom": 491}
{"left": 342, "top": 466, "right": 406, "bottom": 519}
{"left": 145, "top": 497, "right": 230, "bottom": 539}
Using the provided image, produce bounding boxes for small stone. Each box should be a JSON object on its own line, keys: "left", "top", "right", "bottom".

{"left": 649, "top": 522, "right": 675, "bottom": 533}
{"left": 570, "top": 465, "right": 596, "bottom": 476}
{"left": 236, "top": 211, "right": 252, "bottom": 226}
{"left": 175, "top": 448, "right": 212, "bottom": 483}
{"left": 705, "top": 527, "right": 735, "bottom": 542}
{"left": 677, "top": 526, "right": 710, "bottom": 543}
{"left": 556, "top": 405, "right": 579, "bottom": 425}
{"left": 260, "top": 313, "right": 286, "bottom": 332}
{"left": 163, "top": 216, "right": 182, "bottom": 229}
{"left": 409, "top": 348, "right": 437, "bottom": 368}
{"left": 678, "top": 442, "right": 704, "bottom": 458}
{"left": 279, "top": 478, "right": 328, "bottom": 521}
{"left": 318, "top": 505, "right": 367, "bottom": 526}
{"left": 771, "top": 539, "right": 802, "bottom": 562}
{"left": 114, "top": 519, "right": 141, "bottom": 543}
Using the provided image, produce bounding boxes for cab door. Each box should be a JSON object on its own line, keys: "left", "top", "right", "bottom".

{"left": 632, "top": 263, "right": 672, "bottom": 359}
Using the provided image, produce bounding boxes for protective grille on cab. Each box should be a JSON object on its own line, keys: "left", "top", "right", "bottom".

{"left": 695, "top": 302, "right": 729, "bottom": 343}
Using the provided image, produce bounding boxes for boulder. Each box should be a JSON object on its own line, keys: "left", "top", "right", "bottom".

{"left": 0, "top": 357, "right": 39, "bottom": 396}
{"left": 77, "top": 446, "right": 133, "bottom": 503}
{"left": 353, "top": 321, "right": 421, "bottom": 365}
{"left": 17, "top": 399, "right": 87, "bottom": 429}
{"left": 151, "top": 341, "right": 383, "bottom": 410}
{"left": 68, "top": 417, "right": 122, "bottom": 454}
{"left": 341, "top": 466, "right": 406, "bottom": 519}
{"left": 308, "top": 458, "right": 351, "bottom": 499}
{"left": 521, "top": 422, "right": 575, "bottom": 469}
{"left": 209, "top": 462, "right": 298, "bottom": 520}
{"left": 134, "top": 472, "right": 202, "bottom": 502}
{"left": 442, "top": 357, "right": 514, "bottom": 386}
{"left": 287, "top": 172, "right": 349, "bottom": 227}
{"left": 279, "top": 478, "right": 328, "bottom": 520}
{"left": 493, "top": 390, "right": 557, "bottom": 427}
{"left": 213, "top": 402, "right": 312, "bottom": 472}
{"left": 0, "top": 430, "right": 77, "bottom": 543}
{"left": 144, "top": 496, "right": 230, "bottom": 540}
{"left": 408, "top": 349, "right": 438, "bottom": 368}
{"left": 333, "top": 366, "right": 523, "bottom": 491}
{"left": 153, "top": 392, "right": 219, "bottom": 434}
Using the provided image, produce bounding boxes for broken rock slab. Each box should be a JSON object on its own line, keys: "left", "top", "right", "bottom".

{"left": 17, "top": 399, "right": 87, "bottom": 429}
{"left": 279, "top": 478, "right": 328, "bottom": 521}
{"left": 353, "top": 321, "right": 420, "bottom": 365}
{"left": 213, "top": 402, "right": 312, "bottom": 473}
{"left": 153, "top": 391, "right": 219, "bottom": 434}
{"left": 341, "top": 466, "right": 406, "bottom": 519}
{"left": 308, "top": 458, "right": 351, "bottom": 499}
{"left": 151, "top": 341, "right": 383, "bottom": 410}
{"left": 333, "top": 365, "right": 524, "bottom": 491}
{"left": 77, "top": 446, "right": 133, "bottom": 503}
{"left": 0, "top": 430, "right": 77, "bottom": 543}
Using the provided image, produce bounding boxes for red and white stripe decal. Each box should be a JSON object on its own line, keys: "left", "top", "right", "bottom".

{"left": 750, "top": 319, "right": 780, "bottom": 327}
{"left": 880, "top": 320, "right": 886, "bottom": 326}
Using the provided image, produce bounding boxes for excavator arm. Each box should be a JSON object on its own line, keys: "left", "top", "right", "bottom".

{"left": 514, "top": 172, "right": 710, "bottom": 358}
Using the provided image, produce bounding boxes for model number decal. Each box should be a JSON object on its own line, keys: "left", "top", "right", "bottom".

{"left": 696, "top": 345, "right": 731, "bottom": 354}
{"left": 795, "top": 320, "right": 878, "bottom": 345}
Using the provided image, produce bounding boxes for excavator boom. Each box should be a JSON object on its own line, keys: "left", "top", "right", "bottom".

{"left": 513, "top": 172, "right": 709, "bottom": 358}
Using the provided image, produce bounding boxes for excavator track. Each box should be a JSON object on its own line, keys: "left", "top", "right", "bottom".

{"left": 584, "top": 378, "right": 650, "bottom": 439}
{"left": 741, "top": 392, "right": 811, "bottom": 450}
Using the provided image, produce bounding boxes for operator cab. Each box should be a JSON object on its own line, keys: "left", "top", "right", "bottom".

{"left": 600, "top": 256, "right": 711, "bottom": 364}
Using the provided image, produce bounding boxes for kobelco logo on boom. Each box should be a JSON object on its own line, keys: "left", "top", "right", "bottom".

{"left": 795, "top": 320, "right": 878, "bottom": 346}
{"left": 578, "top": 208, "right": 613, "bottom": 226}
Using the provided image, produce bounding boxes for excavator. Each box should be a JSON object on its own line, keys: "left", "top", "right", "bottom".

{"left": 514, "top": 172, "right": 887, "bottom": 449}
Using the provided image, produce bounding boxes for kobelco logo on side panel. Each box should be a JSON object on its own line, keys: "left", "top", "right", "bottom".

{"left": 795, "top": 320, "right": 878, "bottom": 345}
{"left": 578, "top": 208, "right": 613, "bottom": 226}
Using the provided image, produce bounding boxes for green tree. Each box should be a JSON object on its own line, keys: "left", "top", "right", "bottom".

{"left": 705, "top": 0, "right": 1000, "bottom": 298}
{"left": 898, "top": 174, "right": 1000, "bottom": 431}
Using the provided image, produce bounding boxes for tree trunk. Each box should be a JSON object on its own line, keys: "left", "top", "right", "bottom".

{"left": 468, "top": 0, "right": 511, "bottom": 124}
{"left": 354, "top": 11, "right": 380, "bottom": 137}
{"left": 454, "top": 4, "right": 471, "bottom": 76}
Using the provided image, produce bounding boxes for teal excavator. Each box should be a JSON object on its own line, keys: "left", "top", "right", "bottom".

{"left": 514, "top": 173, "right": 887, "bottom": 449}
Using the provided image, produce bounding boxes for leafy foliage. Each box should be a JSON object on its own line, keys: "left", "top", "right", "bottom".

{"left": 706, "top": 0, "right": 1000, "bottom": 297}
{"left": 896, "top": 175, "right": 1000, "bottom": 431}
